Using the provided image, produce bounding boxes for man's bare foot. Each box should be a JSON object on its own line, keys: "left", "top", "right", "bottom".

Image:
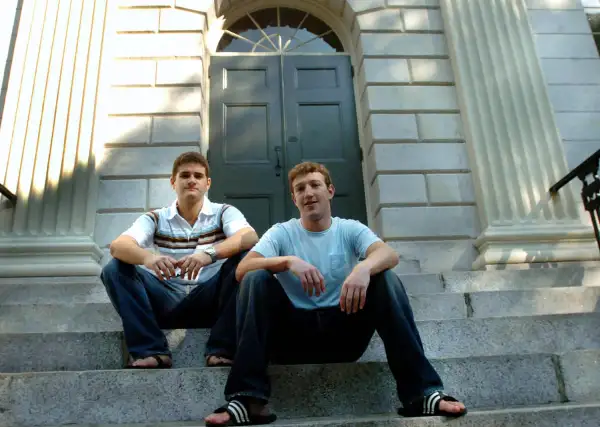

{"left": 439, "top": 399, "right": 466, "bottom": 414}
{"left": 204, "top": 402, "right": 271, "bottom": 425}
{"left": 206, "top": 355, "right": 233, "bottom": 367}
{"left": 129, "top": 354, "right": 172, "bottom": 368}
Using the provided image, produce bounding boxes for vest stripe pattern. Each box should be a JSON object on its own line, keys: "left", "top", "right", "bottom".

{"left": 145, "top": 204, "right": 231, "bottom": 254}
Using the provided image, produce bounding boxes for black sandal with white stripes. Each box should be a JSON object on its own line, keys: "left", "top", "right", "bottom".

{"left": 205, "top": 399, "right": 277, "bottom": 426}
{"left": 398, "top": 391, "right": 468, "bottom": 417}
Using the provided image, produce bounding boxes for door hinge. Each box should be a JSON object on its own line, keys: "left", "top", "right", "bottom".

{"left": 359, "top": 147, "right": 364, "bottom": 162}
{"left": 351, "top": 65, "right": 355, "bottom": 78}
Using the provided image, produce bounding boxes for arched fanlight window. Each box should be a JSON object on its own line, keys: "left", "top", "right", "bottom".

{"left": 217, "top": 7, "right": 344, "bottom": 53}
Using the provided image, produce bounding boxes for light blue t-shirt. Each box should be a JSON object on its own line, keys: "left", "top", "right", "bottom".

{"left": 252, "top": 217, "right": 382, "bottom": 309}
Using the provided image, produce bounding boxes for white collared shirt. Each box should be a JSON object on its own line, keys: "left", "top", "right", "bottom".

{"left": 122, "top": 196, "right": 252, "bottom": 284}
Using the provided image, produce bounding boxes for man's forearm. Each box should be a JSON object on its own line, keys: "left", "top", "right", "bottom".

{"left": 110, "top": 237, "right": 154, "bottom": 265}
{"left": 236, "top": 256, "right": 290, "bottom": 281}
{"left": 213, "top": 227, "right": 258, "bottom": 260}
{"left": 356, "top": 246, "right": 400, "bottom": 276}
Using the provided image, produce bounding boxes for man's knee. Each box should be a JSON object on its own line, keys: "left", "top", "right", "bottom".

{"left": 239, "top": 270, "right": 273, "bottom": 297}
{"left": 371, "top": 269, "right": 406, "bottom": 296}
{"left": 100, "top": 258, "right": 135, "bottom": 284}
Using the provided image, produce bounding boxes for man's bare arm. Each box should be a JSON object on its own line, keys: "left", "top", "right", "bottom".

{"left": 355, "top": 241, "right": 400, "bottom": 276}
{"left": 213, "top": 227, "right": 259, "bottom": 260}
{"left": 235, "top": 251, "right": 291, "bottom": 282}
{"left": 235, "top": 251, "right": 326, "bottom": 296}
{"left": 110, "top": 235, "right": 156, "bottom": 265}
{"left": 110, "top": 235, "right": 179, "bottom": 279}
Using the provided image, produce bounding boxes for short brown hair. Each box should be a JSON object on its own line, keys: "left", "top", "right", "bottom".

{"left": 172, "top": 151, "right": 210, "bottom": 177}
{"left": 288, "top": 162, "right": 333, "bottom": 192}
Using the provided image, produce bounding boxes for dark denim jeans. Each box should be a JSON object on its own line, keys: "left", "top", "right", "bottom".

{"left": 100, "top": 254, "right": 242, "bottom": 360}
{"left": 224, "top": 269, "right": 443, "bottom": 406}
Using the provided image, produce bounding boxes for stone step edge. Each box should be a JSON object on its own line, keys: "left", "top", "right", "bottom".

{"left": 39, "top": 402, "right": 600, "bottom": 427}
{"left": 0, "top": 350, "right": 591, "bottom": 375}
{"left": 3, "top": 263, "right": 600, "bottom": 293}
{"left": 2, "top": 310, "right": 598, "bottom": 334}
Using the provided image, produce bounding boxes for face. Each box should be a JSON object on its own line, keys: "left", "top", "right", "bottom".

{"left": 170, "top": 163, "right": 210, "bottom": 203}
{"left": 291, "top": 172, "right": 335, "bottom": 221}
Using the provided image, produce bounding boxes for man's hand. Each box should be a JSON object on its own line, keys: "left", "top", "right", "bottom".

{"left": 287, "top": 256, "right": 326, "bottom": 297}
{"left": 178, "top": 252, "right": 212, "bottom": 280}
{"left": 340, "top": 265, "right": 371, "bottom": 314}
{"left": 143, "top": 254, "right": 178, "bottom": 280}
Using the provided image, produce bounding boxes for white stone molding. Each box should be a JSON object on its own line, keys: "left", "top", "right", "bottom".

{"left": 440, "top": 0, "right": 598, "bottom": 269}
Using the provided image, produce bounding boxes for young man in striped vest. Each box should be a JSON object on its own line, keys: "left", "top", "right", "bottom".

{"left": 101, "top": 152, "right": 258, "bottom": 369}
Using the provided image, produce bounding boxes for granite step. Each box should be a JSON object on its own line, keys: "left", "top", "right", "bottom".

{"left": 1, "top": 351, "right": 595, "bottom": 426}
{"left": 1, "top": 311, "right": 599, "bottom": 372}
{"left": 3, "top": 284, "right": 600, "bottom": 333}
{"left": 39, "top": 402, "right": 600, "bottom": 426}
{"left": 401, "top": 265, "right": 600, "bottom": 294}
{"left": 2, "top": 264, "right": 600, "bottom": 302}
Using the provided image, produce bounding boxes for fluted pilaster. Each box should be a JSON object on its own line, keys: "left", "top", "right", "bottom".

{"left": 0, "top": 0, "right": 107, "bottom": 276}
{"left": 441, "top": 0, "right": 597, "bottom": 268}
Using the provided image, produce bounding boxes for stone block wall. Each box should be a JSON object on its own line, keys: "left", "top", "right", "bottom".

{"left": 95, "top": 0, "right": 208, "bottom": 261}
{"left": 357, "top": 1, "right": 479, "bottom": 272}
{"left": 527, "top": 0, "right": 600, "bottom": 169}
{"left": 94, "top": 0, "right": 481, "bottom": 272}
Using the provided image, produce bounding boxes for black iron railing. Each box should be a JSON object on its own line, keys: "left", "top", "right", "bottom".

{"left": 550, "top": 149, "right": 600, "bottom": 253}
{"left": 0, "top": 183, "right": 16, "bottom": 207}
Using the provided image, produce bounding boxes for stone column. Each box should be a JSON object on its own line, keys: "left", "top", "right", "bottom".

{"left": 0, "top": 0, "right": 108, "bottom": 276}
{"left": 440, "top": 0, "right": 598, "bottom": 269}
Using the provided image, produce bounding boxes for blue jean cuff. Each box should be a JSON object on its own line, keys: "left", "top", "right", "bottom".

{"left": 226, "top": 391, "right": 268, "bottom": 404}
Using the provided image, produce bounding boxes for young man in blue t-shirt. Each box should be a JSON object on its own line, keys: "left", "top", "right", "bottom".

{"left": 205, "top": 162, "right": 467, "bottom": 426}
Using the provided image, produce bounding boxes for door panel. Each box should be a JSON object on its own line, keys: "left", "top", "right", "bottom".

{"left": 282, "top": 55, "right": 367, "bottom": 223}
{"left": 208, "top": 56, "right": 286, "bottom": 236}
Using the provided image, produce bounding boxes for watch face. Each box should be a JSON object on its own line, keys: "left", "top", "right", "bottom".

{"left": 204, "top": 247, "right": 217, "bottom": 261}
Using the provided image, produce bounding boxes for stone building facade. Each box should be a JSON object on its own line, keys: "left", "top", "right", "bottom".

{"left": 1, "top": 0, "right": 600, "bottom": 277}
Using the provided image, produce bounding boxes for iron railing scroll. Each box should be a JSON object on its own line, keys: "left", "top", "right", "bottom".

{"left": 549, "top": 149, "right": 600, "bottom": 253}
{"left": 0, "top": 183, "right": 16, "bottom": 207}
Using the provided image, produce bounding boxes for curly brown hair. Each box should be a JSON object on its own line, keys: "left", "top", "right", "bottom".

{"left": 288, "top": 162, "right": 333, "bottom": 192}
{"left": 172, "top": 151, "right": 210, "bottom": 177}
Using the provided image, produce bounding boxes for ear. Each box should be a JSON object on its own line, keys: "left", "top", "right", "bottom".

{"left": 291, "top": 191, "right": 298, "bottom": 207}
{"left": 170, "top": 175, "right": 176, "bottom": 188}
{"left": 327, "top": 184, "right": 335, "bottom": 200}
{"left": 206, "top": 177, "right": 212, "bottom": 190}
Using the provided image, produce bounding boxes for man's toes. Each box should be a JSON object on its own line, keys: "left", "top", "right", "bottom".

{"left": 206, "top": 356, "right": 233, "bottom": 366}
{"left": 204, "top": 412, "right": 230, "bottom": 425}
{"left": 439, "top": 400, "right": 465, "bottom": 413}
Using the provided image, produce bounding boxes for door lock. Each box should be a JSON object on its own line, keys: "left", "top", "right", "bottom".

{"left": 274, "top": 146, "right": 282, "bottom": 177}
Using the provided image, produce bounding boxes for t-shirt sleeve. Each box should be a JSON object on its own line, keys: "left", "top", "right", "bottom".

{"left": 347, "top": 220, "right": 382, "bottom": 258}
{"left": 122, "top": 213, "right": 157, "bottom": 248}
{"left": 251, "top": 225, "right": 284, "bottom": 258}
{"left": 221, "top": 205, "right": 254, "bottom": 237}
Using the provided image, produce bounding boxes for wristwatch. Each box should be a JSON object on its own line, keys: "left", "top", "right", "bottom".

{"left": 202, "top": 246, "right": 218, "bottom": 264}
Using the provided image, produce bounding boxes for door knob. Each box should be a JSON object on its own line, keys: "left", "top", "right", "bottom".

{"left": 274, "top": 146, "right": 282, "bottom": 177}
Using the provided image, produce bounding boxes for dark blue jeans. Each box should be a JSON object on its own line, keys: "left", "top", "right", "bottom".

{"left": 100, "top": 254, "right": 242, "bottom": 360}
{"left": 224, "top": 269, "right": 443, "bottom": 406}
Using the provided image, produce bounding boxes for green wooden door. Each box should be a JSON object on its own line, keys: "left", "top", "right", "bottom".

{"left": 209, "top": 55, "right": 366, "bottom": 236}
{"left": 208, "top": 56, "right": 287, "bottom": 236}
{"left": 281, "top": 55, "right": 367, "bottom": 224}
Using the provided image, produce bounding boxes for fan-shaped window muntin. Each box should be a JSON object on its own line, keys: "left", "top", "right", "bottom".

{"left": 217, "top": 7, "right": 344, "bottom": 54}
